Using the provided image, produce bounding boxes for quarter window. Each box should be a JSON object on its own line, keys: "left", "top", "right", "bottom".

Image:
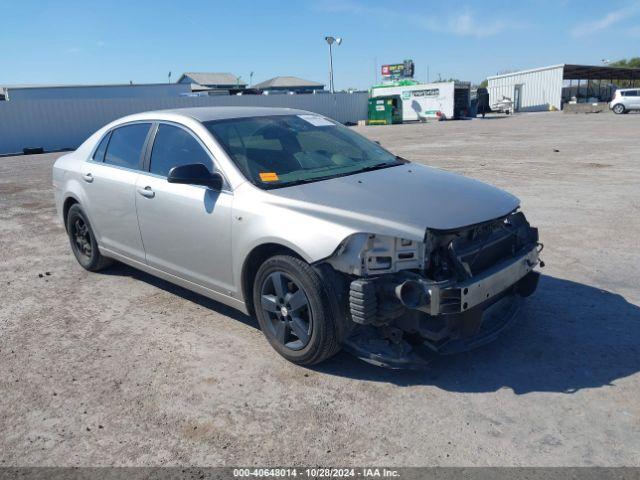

{"left": 149, "top": 124, "right": 213, "bottom": 177}
{"left": 103, "top": 123, "right": 151, "bottom": 170}
{"left": 92, "top": 132, "right": 110, "bottom": 162}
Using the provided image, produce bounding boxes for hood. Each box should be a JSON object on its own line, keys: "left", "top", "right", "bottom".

{"left": 266, "top": 163, "right": 519, "bottom": 237}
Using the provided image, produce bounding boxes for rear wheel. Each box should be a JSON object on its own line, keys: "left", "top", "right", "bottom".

{"left": 66, "top": 204, "right": 113, "bottom": 271}
{"left": 253, "top": 255, "right": 340, "bottom": 365}
{"left": 612, "top": 103, "right": 625, "bottom": 114}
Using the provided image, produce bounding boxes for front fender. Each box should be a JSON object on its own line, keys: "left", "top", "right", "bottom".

{"left": 230, "top": 187, "right": 357, "bottom": 302}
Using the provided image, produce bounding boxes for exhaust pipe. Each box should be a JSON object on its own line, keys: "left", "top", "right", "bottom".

{"left": 395, "top": 280, "right": 430, "bottom": 309}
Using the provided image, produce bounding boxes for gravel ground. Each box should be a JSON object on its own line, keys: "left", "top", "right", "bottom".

{"left": 1, "top": 112, "right": 639, "bottom": 467}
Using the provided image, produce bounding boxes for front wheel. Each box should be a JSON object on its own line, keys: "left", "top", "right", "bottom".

{"left": 612, "top": 104, "right": 625, "bottom": 114}
{"left": 253, "top": 255, "right": 341, "bottom": 365}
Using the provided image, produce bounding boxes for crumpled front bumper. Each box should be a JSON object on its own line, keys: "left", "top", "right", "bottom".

{"left": 412, "top": 245, "right": 538, "bottom": 316}
{"left": 343, "top": 245, "right": 541, "bottom": 368}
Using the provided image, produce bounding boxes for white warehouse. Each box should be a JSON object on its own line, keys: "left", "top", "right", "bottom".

{"left": 487, "top": 64, "right": 640, "bottom": 112}
{"left": 487, "top": 65, "right": 564, "bottom": 112}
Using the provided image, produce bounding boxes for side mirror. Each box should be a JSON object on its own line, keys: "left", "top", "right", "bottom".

{"left": 167, "top": 163, "right": 223, "bottom": 191}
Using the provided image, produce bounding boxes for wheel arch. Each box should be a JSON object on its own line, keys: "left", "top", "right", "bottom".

{"left": 62, "top": 195, "right": 81, "bottom": 231}
{"left": 241, "top": 243, "right": 305, "bottom": 316}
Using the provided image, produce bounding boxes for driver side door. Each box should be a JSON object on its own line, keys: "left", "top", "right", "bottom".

{"left": 134, "top": 122, "right": 234, "bottom": 294}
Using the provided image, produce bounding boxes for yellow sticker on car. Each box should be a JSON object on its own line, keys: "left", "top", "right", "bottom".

{"left": 259, "top": 172, "right": 279, "bottom": 182}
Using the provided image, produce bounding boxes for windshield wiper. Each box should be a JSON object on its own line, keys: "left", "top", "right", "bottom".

{"left": 264, "top": 159, "right": 406, "bottom": 189}
{"left": 274, "top": 175, "right": 340, "bottom": 188}
{"left": 356, "top": 161, "right": 402, "bottom": 173}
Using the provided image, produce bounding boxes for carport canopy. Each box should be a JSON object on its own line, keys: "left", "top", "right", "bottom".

{"left": 563, "top": 64, "right": 640, "bottom": 81}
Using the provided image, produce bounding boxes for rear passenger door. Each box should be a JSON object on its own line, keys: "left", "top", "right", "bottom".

{"left": 134, "top": 122, "right": 234, "bottom": 294}
{"left": 82, "top": 122, "right": 151, "bottom": 262}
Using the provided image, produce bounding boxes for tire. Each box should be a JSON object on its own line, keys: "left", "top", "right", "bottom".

{"left": 253, "top": 255, "right": 341, "bottom": 365}
{"left": 66, "top": 204, "right": 113, "bottom": 272}
{"left": 612, "top": 104, "right": 625, "bottom": 114}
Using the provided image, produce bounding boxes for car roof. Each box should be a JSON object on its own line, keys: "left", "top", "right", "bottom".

{"left": 150, "top": 106, "right": 310, "bottom": 122}
{"left": 103, "top": 106, "right": 319, "bottom": 133}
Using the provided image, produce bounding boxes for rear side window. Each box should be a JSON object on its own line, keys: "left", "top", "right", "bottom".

{"left": 92, "top": 132, "right": 110, "bottom": 162}
{"left": 622, "top": 90, "right": 639, "bottom": 97}
{"left": 104, "top": 123, "right": 151, "bottom": 170}
{"left": 149, "top": 124, "right": 213, "bottom": 177}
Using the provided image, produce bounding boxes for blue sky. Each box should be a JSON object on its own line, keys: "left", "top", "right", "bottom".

{"left": 2, "top": 0, "right": 639, "bottom": 89}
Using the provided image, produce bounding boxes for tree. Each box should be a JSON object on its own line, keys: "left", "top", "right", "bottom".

{"left": 608, "top": 57, "right": 640, "bottom": 88}
{"left": 478, "top": 79, "right": 488, "bottom": 88}
{"left": 609, "top": 57, "right": 640, "bottom": 68}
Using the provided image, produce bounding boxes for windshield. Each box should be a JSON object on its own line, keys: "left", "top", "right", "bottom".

{"left": 204, "top": 114, "right": 405, "bottom": 189}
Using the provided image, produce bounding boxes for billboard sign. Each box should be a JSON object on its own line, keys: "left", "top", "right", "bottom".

{"left": 381, "top": 60, "right": 414, "bottom": 79}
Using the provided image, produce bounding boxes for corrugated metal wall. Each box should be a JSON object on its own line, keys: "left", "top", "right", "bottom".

{"left": 0, "top": 93, "right": 368, "bottom": 155}
{"left": 487, "top": 66, "right": 564, "bottom": 112}
{"left": 6, "top": 83, "right": 191, "bottom": 101}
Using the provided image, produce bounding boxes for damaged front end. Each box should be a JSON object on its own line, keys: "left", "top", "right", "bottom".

{"left": 323, "top": 211, "right": 543, "bottom": 368}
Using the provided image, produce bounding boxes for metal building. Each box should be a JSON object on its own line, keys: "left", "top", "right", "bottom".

{"left": 252, "top": 76, "right": 324, "bottom": 94}
{"left": 177, "top": 72, "right": 246, "bottom": 94}
{"left": 487, "top": 65, "right": 564, "bottom": 112}
{"left": 487, "top": 64, "right": 640, "bottom": 112}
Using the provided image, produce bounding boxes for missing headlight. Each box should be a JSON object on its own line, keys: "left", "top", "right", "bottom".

{"left": 324, "top": 233, "right": 426, "bottom": 276}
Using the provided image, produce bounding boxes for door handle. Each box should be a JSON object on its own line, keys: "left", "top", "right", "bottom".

{"left": 137, "top": 186, "right": 155, "bottom": 198}
{"left": 82, "top": 173, "right": 94, "bottom": 183}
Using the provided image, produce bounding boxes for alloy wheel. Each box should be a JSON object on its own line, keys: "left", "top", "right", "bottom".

{"left": 72, "top": 217, "right": 92, "bottom": 260}
{"left": 260, "top": 271, "right": 312, "bottom": 351}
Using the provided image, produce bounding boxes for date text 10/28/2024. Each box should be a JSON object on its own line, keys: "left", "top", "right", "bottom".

{"left": 233, "top": 468, "right": 400, "bottom": 478}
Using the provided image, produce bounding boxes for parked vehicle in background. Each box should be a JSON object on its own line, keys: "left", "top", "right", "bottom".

{"left": 491, "top": 96, "right": 513, "bottom": 115}
{"left": 53, "top": 107, "right": 542, "bottom": 368}
{"left": 610, "top": 88, "right": 640, "bottom": 114}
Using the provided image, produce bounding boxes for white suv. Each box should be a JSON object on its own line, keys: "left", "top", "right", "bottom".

{"left": 610, "top": 88, "right": 640, "bottom": 114}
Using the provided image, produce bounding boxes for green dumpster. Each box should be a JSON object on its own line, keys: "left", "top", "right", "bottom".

{"left": 367, "top": 96, "right": 403, "bottom": 125}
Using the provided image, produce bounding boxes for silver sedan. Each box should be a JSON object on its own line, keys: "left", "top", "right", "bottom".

{"left": 53, "top": 107, "right": 542, "bottom": 367}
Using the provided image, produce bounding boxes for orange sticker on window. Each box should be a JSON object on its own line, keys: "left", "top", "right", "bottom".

{"left": 259, "top": 172, "right": 279, "bottom": 182}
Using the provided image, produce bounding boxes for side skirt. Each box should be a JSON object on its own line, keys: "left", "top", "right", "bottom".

{"left": 100, "top": 247, "right": 249, "bottom": 315}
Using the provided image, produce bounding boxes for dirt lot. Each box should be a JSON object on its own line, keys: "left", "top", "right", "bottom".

{"left": 1, "top": 112, "right": 639, "bottom": 467}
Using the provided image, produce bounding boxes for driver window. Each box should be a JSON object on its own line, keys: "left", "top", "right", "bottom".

{"left": 150, "top": 124, "right": 213, "bottom": 177}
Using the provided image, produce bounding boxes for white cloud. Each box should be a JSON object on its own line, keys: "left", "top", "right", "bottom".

{"left": 571, "top": 4, "right": 640, "bottom": 37}
{"left": 442, "top": 12, "right": 511, "bottom": 38}
{"left": 316, "top": 1, "right": 516, "bottom": 38}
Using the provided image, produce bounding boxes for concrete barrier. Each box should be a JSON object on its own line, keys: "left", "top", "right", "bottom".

{"left": 563, "top": 102, "right": 611, "bottom": 114}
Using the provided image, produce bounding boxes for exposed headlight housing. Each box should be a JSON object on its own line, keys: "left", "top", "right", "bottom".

{"left": 326, "top": 233, "right": 426, "bottom": 276}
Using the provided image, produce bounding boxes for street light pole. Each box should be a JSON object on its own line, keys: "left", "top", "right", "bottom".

{"left": 324, "top": 36, "right": 342, "bottom": 94}
{"left": 328, "top": 42, "right": 334, "bottom": 93}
